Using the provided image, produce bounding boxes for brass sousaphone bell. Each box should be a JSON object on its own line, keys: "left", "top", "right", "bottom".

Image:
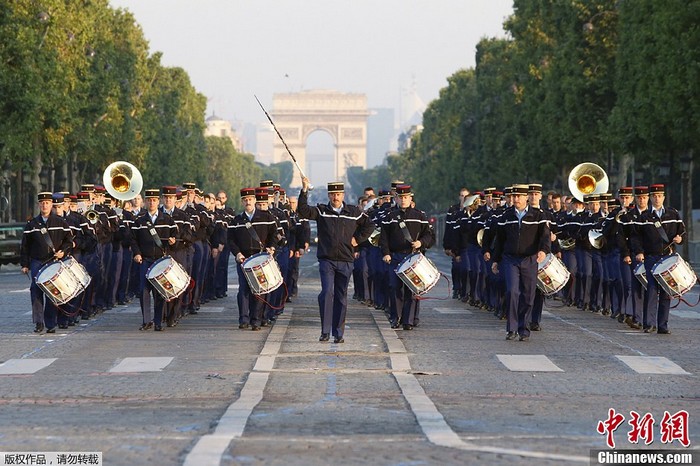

{"left": 568, "top": 162, "right": 609, "bottom": 202}
{"left": 103, "top": 161, "right": 143, "bottom": 201}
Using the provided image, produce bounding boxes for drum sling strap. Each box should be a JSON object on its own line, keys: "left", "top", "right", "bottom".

{"left": 397, "top": 213, "right": 414, "bottom": 244}
{"left": 245, "top": 222, "right": 265, "bottom": 252}
{"left": 39, "top": 219, "right": 57, "bottom": 254}
{"left": 145, "top": 219, "right": 164, "bottom": 251}
{"left": 653, "top": 218, "right": 670, "bottom": 244}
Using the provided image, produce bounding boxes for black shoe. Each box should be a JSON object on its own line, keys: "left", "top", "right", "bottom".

{"left": 139, "top": 322, "right": 153, "bottom": 331}
{"left": 117, "top": 300, "right": 127, "bottom": 306}
{"left": 251, "top": 325, "right": 261, "bottom": 331}
{"left": 68, "top": 321, "right": 76, "bottom": 326}
{"left": 403, "top": 324, "right": 413, "bottom": 331}
{"left": 629, "top": 320, "right": 642, "bottom": 330}
{"left": 505, "top": 332, "right": 517, "bottom": 340}
{"left": 644, "top": 326, "right": 657, "bottom": 333}
{"left": 238, "top": 323, "right": 249, "bottom": 329}
{"left": 617, "top": 314, "right": 626, "bottom": 323}
{"left": 319, "top": 333, "right": 330, "bottom": 342}
{"left": 602, "top": 309, "right": 611, "bottom": 316}
{"left": 286, "top": 297, "right": 292, "bottom": 303}
{"left": 530, "top": 323, "right": 541, "bottom": 331}
{"left": 390, "top": 320, "right": 400, "bottom": 329}
{"left": 658, "top": 329, "right": 671, "bottom": 334}
{"left": 153, "top": 325, "right": 163, "bottom": 331}
{"left": 58, "top": 324, "right": 68, "bottom": 329}
{"left": 333, "top": 337, "right": 344, "bottom": 344}
{"left": 260, "top": 320, "right": 269, "bottom": 327}
{"left": 519, "top": 335, "right": 530, "bottom": 342}
{"left": 34, "top": 323, "right": 45, "bottom": 333}
{"left": 46, "top": 327, "right": 55, "bottom": 334}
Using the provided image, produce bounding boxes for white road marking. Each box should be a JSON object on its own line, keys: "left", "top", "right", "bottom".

{"left": 0, "top": 358, "right": 57, "bottom": 375}
{"left": 372, "top": 311, "right": 586, "bottom": 463}
{"left": 670, "top": 310, "right": 700, "bottom": 319}
{"left": 434, "top": 308, "right": 472, "bottom": 315}
{"left": 497, "top": 355, "right": 564, "bottom": 372}
{"left": 195, "top": 307, "right": 225, "bottom": 313}
{"left": 616, "top": 356, "right": 690, "bottom": 375}
{"left": 108, "top": 357, "right": 173, "bottom": 373}
{"left": 183, "top": 310, "right": 293, "bottom": 466}
{"left": 10, "top": 288, "right": 29, "bottom": 293}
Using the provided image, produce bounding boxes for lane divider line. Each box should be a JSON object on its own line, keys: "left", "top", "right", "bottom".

{"left": 183, "top": 310, "right": 293, "bottom": 466}
{"left": 371, "top": 311, "right": 588, "bottom": 463}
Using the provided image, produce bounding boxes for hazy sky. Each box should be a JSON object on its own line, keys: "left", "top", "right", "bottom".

{"left": 108, "top": 0, "right": 513, "bottom": 127}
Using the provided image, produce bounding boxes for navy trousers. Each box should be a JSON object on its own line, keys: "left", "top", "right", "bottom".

{"left": 502, "top": 254, "right": 538, "bottom": 337}
{"left": 318, "top": 259, "right": 353, "bottom": 338}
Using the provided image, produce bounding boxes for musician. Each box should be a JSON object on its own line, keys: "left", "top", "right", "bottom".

{"left": 160, "top": 186, "right": 195, "bottom": 326}
{"left": 491, "top": 184, "right": 551, "bottom": 341}
{"left": 127, "top": 194, "right": 145, "bottom": 301}
{"left": 444, "top": 188, "right": 470, "bottom": 299}
{"left": 380, "top": 185, "right": 434, "bottom": 330}
{"left": 131, "top": 189, "right": 177, "bottom": 331}
{"left": 116, "top": 198, "right": 136, "bottom": 306}
{"left": 624, "top": 186, "right": 651, "bottom": 329}
{"left": 214, "top": 190, "right": 235, "bottom": 299}
{"left": 527, "top": 183, "right": 552, "bottom": 331}
{"left": 482, "top": 189, "right": 508, "bottom": 320}
{"left": 613, "top": 187, "right": 636, "bottom": 323}
{"left": 370, "top": 190, "right": 392, "bottom": 311}
{"left": 298, "top": 178, "right": 374, "bottom": 343}
{"left": 266, "top": 185, "right": 290, "bottom": 322}
{"left": 630, "top": 184, "right": 684, "bottom": 334}
{"left": 601, "top": 195, "right": 625, "bottom": 321}
{"left": 184, "top": 183, "right": 208, "bottom": 314}
{"left": 94, "top": 186, "right": 119, "bottom": 312}
{"left": 20, "top": 192, "right": 74, "bottom": 333}
{"left": 228, "top": 187, "right": 279, "bottom": 330}
{"left": 285, "top": 196, "right": 309, "bottom": 301}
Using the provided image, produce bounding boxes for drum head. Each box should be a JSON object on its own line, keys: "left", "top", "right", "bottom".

{"left": 396, "top": 253, "right": 421, "bottom": 272}
{"left": 146, "top": 257, "right": 171, "bottom": 279}
{"left": 36, "top": 262, "right": 62, "bottom": 282}
{"left": 243, "top": 253, "right": 271, "bottom": 268}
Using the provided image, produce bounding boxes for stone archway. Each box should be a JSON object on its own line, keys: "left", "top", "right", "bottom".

{"left": 271, "top": 90, "right": 369, "bottom": 187}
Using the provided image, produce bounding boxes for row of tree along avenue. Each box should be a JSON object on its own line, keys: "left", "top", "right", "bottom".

{"left": 0, "top": 1, "right": 288, "bottom": 221}
{"left": 357, "top": 0, "right": 698, "bottom": 212}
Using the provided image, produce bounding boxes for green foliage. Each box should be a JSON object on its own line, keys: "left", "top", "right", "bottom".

{"left": 374, "top": 0, "right": 698, "bottom": 211}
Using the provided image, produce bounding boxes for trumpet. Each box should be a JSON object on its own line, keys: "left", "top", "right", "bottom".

{"left": 85, "top": 209, "right": 100, "bottom": 224}
{"left": 558, "top": 237, "right": 576, "bottom": 250}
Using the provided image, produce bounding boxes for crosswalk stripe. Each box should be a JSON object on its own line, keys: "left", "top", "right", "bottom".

{"left": 615, "top": 356, "right": 689, "bottom": 375}
{"left": 497, "top": 355, "right": 564, "bottom": 372}
{"left": 434, "top": 308, "right": 472, "bottom": 314}
{"left": 109, "top": 357, "right": 173, "bottom": 373}
{"left": 0, "top": 358, "right": 57, "bottom": 375}
{"left": 670, "top": 310, "right": 700, "bottom": 319}
{"left": 10, "top": 288, "right": 29, "bottom": 293}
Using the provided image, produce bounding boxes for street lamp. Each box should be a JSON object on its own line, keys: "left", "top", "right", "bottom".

{"left": 679, "top": 155, "right": 693, "bottom": 259}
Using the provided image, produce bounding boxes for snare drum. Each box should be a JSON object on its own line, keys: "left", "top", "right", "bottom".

{"left": 146, "top": 256, "right": 191, "bottom": 301}
{"left": 634, "top": 262, "right": 648, "bottom": 290}
{"left": 36, "top": 260, "right": 83, "bottom": 305}
{"left": 651, "top": 254, "right": 697, "bottom": 298}
{"left": 395, "top": 253, "right": 440, "bottom": 296}
{"left": 241, "top": 253, "right": 283, "bottom": 295}
{"left": 61, "top": 256, "right": 91, "bottom": 290}
{"left": 536, "top": 253, "right": 570, "bottom": 295}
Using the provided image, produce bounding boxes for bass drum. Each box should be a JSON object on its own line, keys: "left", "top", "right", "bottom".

{"left": 146, "top": 256, "right": 191, "bottom": 301}
{"left": 241, "top": 252, "right": 283, "bottom": 295}
{"left": 36, "top": 260, "right": 83, "bottom": 305}
{"left": 536, "top": 253, "right": 570, "bottom": 295}
{"left": 395, "top": 253, "right": 440, "bottom": 296}
{"left": 651, "top": 254, "right": 697, "bottom": 298}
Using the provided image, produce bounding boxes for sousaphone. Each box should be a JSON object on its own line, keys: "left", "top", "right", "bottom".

{"left": 103, "top": 161, "right": 143, "bottom": 201}
{"left": 568, "top": 162, "right": 609, "bottom": 202}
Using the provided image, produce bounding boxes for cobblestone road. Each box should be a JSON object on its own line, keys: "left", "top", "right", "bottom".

{"left": 0, "top": 251, "right": 697, "bottom": 465}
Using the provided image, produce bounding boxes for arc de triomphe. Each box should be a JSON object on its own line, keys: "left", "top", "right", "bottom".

{"left": 271, "top": 90, "right": 369, "bottom": 187}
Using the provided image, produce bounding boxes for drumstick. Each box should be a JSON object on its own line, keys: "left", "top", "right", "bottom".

{"left": 662, "top": 231, "right": 686, "bottom": 255}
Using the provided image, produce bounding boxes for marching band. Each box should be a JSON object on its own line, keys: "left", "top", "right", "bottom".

{"left": 19, "top": 161, "right": 693, "bottom": 342}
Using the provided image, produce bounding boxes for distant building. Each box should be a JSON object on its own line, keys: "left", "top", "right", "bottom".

{"left": 398, "top": 124, "right": 423, "bottom": 152}
{"left": 204, "top": 114, "right": 242, "bottom": 151}
{"left": 367, "top": 108, "right": 394, "bottom": 168}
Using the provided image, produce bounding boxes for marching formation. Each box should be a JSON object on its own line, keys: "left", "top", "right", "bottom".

{"left": 20, "top": 171, "right": 310, "bottom": 334}
{"left": 19, "top": 161, "right": 693, "bottom": 343}
{"left": 441, "top": 164, "right": 691, "bottom": 341}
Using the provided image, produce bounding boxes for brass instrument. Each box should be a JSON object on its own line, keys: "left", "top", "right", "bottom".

{"left": 369, "top": 228, "right": 381, "bottom": 246}
{"left": 558, "top": 237, "right": 576, "bottom": 250}
{"left": 103, "top": 161, "right": 143, "bottom": 201}
{"left": 85, "top": 209, "right": 100, "bottom": 224}
{"left": 568, "top": 162, "right": 609, "bottom": 202}
{"left": 614, "top": 207, "right": 628, "bottom": 224}
{"left": 462, "top": 194, "right": 480, "bottom": 210}
{"left": 588, "top": 229, "right": 605, "bottom": 249}
{"left": 476, "top": 228, "right": 485, "bottom": 247}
